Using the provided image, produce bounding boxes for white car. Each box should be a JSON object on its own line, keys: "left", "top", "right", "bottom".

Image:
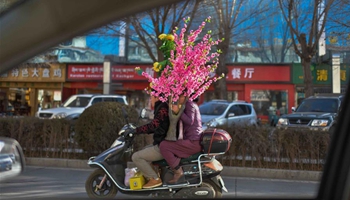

{"left": 36, "top": 94, "right": 128, "bottom": 120}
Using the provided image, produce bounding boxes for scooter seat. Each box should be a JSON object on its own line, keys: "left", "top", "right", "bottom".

{"left": 152, "top": 152, "right": 201, "bottom": 167}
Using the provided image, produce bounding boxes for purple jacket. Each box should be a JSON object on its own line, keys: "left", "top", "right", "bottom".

{"left": 180, "top": 100, "right": 202, "bottom": 141}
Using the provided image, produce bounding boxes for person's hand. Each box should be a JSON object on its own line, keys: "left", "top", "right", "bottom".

{"left": 172, "top": 104, "right": 180, "bottom": 114}
{"left": 172, "top": 103, "right": 183, "bottom": 114}
{"left": 119, "top": 127, "right": 136, "bottom": 136}
{"left": 124, "top": 128, "right": 136, "bottom": 136}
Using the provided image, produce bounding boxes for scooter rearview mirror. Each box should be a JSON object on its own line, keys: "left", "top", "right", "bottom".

{"left": 0, "top": 137, "right": 26, "bottom": 183}
{"left": 140, "top": 108, "right": 147, "bottom": 119}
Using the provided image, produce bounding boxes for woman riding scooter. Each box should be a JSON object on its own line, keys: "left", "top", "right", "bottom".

{"left": 159, "top": 94, "right": 203, "bottom": 185}
{"left": 123, "top": 89, "right": 169, "bottom": 189}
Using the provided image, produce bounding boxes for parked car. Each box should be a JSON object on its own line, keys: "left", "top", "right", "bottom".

{"left": 0, "top": 154, "right": 13, "bottom": 171}
{"left": 276, "top": 95, "right": 344, "bottom": 136}
{"left": 199, "top": 100, "right": 258, "bottom": 130}
{"left": 35, "top": 94, "right": 128, "bottom": 120}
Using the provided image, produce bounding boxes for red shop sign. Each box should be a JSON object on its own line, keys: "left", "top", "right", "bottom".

{"left": 67, "top": 65, "right": 155, "bottom": 81}
{"left": 226, "top": 65, "right": 291, "bottom": 82}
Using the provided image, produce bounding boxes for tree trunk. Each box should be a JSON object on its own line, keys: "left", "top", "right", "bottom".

{"left": 214, "top": 40, "right": 229, "bottom": 100}
{"left": 213, "top": 81, "right": 221, "bottom": 99}
{"left": 302, "top": 59, "right": 314, "bottom": 97}
{"left": 164, "top": 100, "right": 186, "bottom": 141}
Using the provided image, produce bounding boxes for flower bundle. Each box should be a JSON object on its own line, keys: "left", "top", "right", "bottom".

{"left": 136, "top": 16, "right": 224, "bottom": 103}
{"left": 135, "top": 16, "right": 224, "bottom": 140}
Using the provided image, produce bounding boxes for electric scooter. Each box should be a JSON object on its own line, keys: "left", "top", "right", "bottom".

{"left": 85, "top": 107, "right": 230, "bottom": 198}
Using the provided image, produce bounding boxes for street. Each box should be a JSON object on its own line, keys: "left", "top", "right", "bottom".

{"left": 0, "top": 166, "right": 319, "bottom": 199}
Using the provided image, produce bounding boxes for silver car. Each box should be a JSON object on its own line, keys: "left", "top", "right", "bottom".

{"left": 199, "top": 100, "right": 258, "bottom": 130}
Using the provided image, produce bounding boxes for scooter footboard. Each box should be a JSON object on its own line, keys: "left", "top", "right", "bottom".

{"left": 88, "top": 159, "right": 127, "bottom": 189}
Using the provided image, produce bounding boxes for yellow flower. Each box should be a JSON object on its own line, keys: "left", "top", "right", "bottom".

{"left": 158, "top": 34, "right": 167, "bottom": 40}
{"left": 153, "top": 62, "right": 160, "bottom": 72}
{"left": 135, "top": 67, "right": 140, "bottom": 71}
{"left": 166, "top": 34, "right": 175, "bottom": 41}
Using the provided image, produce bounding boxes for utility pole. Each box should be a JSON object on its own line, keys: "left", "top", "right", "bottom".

{"left": 332, "top": 53, "right": 341, "bottom": 94}
{"left": 103, "top": 56, "right": 112, "bottom": 94}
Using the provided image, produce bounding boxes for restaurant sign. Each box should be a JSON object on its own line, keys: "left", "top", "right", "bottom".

{"left": 292, "top": 63, "right": 350, "bottom": 84}
{"left": 67, "top": 64, "right": 154, "bottom": 81}
{"left": 226, "top": 65, "right": 291, "bottom": 82}
{"left": 0, "top": 64, "right": 65, "bottom": 82}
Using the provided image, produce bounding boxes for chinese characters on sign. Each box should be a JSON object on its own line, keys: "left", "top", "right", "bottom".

{"left": 228, "top": 65, "right": 291, "bottom": 82}
{"left": 22, "top": 68, "right": 29, "bottom": 77}
{"left": 0, "top": 65, "right": 64, "bottom": 82}
{"left": 317, "top": 69, "right": 328, "bottom": 81}
{"left": 231, "top": 68, "right": 255, "bottom": 79}
{"left": 341, "top": 70, "right": 347, "bottom": 81}
{"left": 316, "top": 69, "right": 347, "bottom": 82}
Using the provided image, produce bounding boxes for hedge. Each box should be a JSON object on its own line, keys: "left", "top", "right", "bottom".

{"left": 0, "top": 115, "right": 330, "bottom": 171}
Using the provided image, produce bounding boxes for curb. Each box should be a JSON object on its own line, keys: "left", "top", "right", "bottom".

{"left": 25, "top": 157, "right": 322, "bottom": 181}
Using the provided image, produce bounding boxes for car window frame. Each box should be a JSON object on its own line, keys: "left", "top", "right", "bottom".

{"left": 91, "top": 97, "right": 103, "bottom": 105}
{"left": 317, "top": 91, "right": 350, "bottom": 200}
{"left": 1, "top": 1, "right": 349, "bottom": 200}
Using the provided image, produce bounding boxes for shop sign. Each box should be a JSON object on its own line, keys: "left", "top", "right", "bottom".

{"left": 67, "top": 64, "right": 154, "bottom": 81}
{"left": 0, "top": 82, "right": 62, "bottom": 88}
{"left": 0, "top": 64, "right": 65, "bottom": 82}
{"left": 292, "top": 63, "right": 350, "bottom": 85}
{"left": 226, "top": 65, "right": 291, "bottom": 82}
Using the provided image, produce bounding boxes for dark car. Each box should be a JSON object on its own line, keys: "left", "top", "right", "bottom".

{"left": 276, "top": 95, "right": 344, "bottom": 136}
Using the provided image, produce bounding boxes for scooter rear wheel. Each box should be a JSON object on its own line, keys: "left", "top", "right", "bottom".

{"left": 201, "top": 179, "right": 222, "bottom": 198}
{"left": 85, "top": 168, "right": 118, "bottom": 199}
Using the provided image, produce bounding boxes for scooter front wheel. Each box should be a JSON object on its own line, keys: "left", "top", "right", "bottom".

{"left": 85, "top": 168, "right": 118, "bottom": 199}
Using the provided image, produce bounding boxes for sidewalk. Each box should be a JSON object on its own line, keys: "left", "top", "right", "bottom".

{"left": 25, "top": 157, "right": 322, "bottom": 181}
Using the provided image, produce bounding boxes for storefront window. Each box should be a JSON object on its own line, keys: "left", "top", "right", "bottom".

{"left": 0, "top": 90, "right": 11, "bottom": 116}
{"left": 38, "top": 89, "right": 62, "bottom": 110}
{"left": 0, "top": 88, "right": 31, "bottom": 116}
{"left": 250, "top": 90, "right": 288, "bottom": 119}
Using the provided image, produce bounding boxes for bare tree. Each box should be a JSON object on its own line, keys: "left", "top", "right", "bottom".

{"left": 255, "top": 17, "right": 295, "bottom": 63}
{"left": 327, "top": 0, "right": 350, "bottom": 46}
{"left": 88, "top": 0, "right": 201, "bottom": 62}
{"left": 201, "top": 0, "right": 269, "bottom": 100}
{"left": 278, "top": 0, "right": 335, "bottom": 97}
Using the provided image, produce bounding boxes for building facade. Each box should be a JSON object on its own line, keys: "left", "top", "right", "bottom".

{"left": 0, "top": 64, "right": 66, "bottom": 116}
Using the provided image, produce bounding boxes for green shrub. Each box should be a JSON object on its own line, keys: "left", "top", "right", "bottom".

{"left": 74, "top": 102, "right": 140, "bottom": 156}
{"left": 215, "top": 124, "right": 329, "bottom": 170}
{"left": 0, "top": 117, "right": 73, "bottom": 158}
{"left": 0, "top": 114, "right": 330, "bottom": 170}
